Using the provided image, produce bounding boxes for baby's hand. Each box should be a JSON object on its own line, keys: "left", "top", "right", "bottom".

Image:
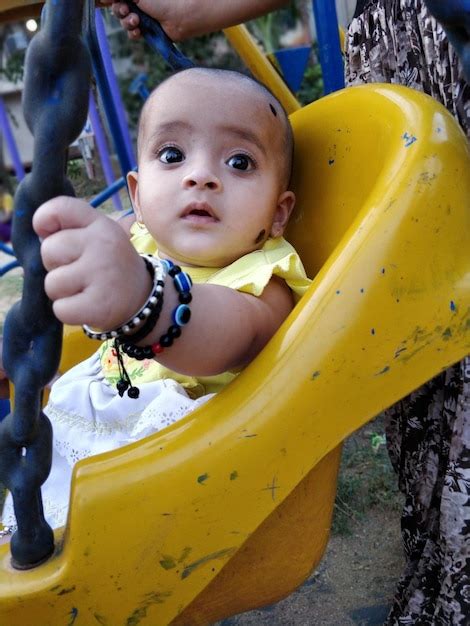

{"left": 33, "top": 197, "right": 151, "bottom": 331}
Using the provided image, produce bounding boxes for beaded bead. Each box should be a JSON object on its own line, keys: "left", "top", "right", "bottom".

{"left": 173, "top": 304, "right": 191, "bottom": 326}
{"left": 168, "top": 325, "right": 182, "bottom": 339}
{"left": 168, "top": 264, "right": 181, "bottom": 277}
{"left": 179, "top": 291, "right": 192, "bottom": 304}
{"left": 160, "top": 334, "right": 173, "bottom": 348}
{"left": 127, "top": 386, "right": 140, "bottom": 399}
{"left": 174, "top": 272, "right": 192, "bottom": 292}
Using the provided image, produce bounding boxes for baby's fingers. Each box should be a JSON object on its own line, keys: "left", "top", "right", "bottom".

{"left": 40, "top": 229, "right": 84, "bottom": 272}
{"left": 33, "top": 196, "right": 100, "bottom": 240}
{"left": 51, "top": 290, "right": 104, "bottom": 327}
{"left": 44, "top": 263, "right": 86, "bottom": 304}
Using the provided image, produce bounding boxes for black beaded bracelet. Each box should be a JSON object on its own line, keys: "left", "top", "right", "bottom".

{"left": 82, "top": 255, "right": 166, "bottom": 341}
{"left": 120, "top": 260, "right": 192, "bottom": 361}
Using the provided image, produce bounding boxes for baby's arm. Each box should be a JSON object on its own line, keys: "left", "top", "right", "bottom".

{"left": 99, "top": 0, "right": 290, "bottom": 42}
{"left": 33, "top": 197, "right": 294, "bottom": 376}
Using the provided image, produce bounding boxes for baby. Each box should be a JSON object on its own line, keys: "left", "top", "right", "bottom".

{"left": 1, "top": 67, "right": 311, "bottom": 532}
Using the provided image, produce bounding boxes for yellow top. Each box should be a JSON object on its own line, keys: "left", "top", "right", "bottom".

{"left": 99, "top": 224, "right": 311, "bottom": 396}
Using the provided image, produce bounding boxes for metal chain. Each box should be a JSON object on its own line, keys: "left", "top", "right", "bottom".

{"left": 0, "top": 0, "right": 91, "bottom": 569}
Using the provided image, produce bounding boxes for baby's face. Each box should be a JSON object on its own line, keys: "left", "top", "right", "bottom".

{"left": 128, "top": 72, "right": 294, "bottom": 267}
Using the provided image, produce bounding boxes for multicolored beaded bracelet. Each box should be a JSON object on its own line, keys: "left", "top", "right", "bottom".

{"left": 82, "top": 255, "right": 166, "bottom": 341}
{"left": 120, "top": 260, "right": 192, "bottom": 361}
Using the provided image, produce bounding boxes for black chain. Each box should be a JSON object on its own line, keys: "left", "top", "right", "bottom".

{"left": 0, "top": 0, "right": 91, "bottom": 569}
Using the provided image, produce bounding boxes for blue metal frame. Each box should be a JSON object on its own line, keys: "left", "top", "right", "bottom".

{"left": 312, "top": 0, "right": 345, "bottom": 94}
{"left": 84, "top": 5, "right": 136, "bottom": 177}
{"left": 0, "top": 98, "right": 25, "bottom": 181}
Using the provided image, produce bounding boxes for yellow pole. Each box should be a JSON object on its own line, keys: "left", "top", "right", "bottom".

{"left": 223, "top": 25, "right": 301, "bottom": 115}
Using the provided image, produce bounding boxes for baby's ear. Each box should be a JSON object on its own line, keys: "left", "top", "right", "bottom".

{"left": 126, "top": 171, "right": 143, "bottom": 222}
{"left": 270, "top": 191, "right": 295, "bottom": 238}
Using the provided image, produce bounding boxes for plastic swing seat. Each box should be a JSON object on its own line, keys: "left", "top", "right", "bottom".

{"left": 0, "top": 83, "right": 469, "bottom": 625}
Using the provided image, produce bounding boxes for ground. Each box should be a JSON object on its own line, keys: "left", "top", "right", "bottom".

{"left": 216, "top": 419, "right": 405, "bottom": 626}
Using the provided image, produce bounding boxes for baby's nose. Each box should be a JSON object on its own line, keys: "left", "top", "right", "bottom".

{"left": 182, "top": 167, "right": 222, "bottom": 191}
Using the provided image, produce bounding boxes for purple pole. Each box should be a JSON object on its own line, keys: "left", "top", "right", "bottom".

{"left": 88, "top": 91, "right": 123, "bottom": 211}
{"left": 0, "top": 97, "right": 25, "bottom": 181}
{"left": 94, "top": 9, "right": 136, "bottom": 170}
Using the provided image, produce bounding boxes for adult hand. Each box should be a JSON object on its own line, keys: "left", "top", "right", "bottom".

{"left": 33, "top": 197, "right": 151, "bottom": 331}
{"left": 99, "top": 0, "right": 182, "bottom": 41}
{"left": 98, "top": 0, "right": 290, "bottom": 42}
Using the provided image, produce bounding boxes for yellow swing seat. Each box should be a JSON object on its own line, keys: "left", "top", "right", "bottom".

{"left": 1, "top": 84, "right": 469, "bottom": 626}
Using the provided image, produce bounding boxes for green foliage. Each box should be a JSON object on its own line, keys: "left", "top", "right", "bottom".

{"left": 67, "top": 159, "right": 83, "bottom": 181}
{"left": 332, "top": 422, "right": 402, "bottom": 536}
{"left": 248, "top": 2, "right": 301, "bottom": 53}
{"left": 0, "top": 51, "right": 25, "bottom": 84}
{"left": 296, "top": 60, "right": 324, "bottom": 105}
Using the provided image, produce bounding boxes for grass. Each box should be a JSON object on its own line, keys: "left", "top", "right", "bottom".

{"left": 332, "top": 415, "right": 402, "bottom": 536}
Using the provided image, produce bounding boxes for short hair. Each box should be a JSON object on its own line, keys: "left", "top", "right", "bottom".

{"left": 137, "top": 67, "right": 294, "bottom": 189}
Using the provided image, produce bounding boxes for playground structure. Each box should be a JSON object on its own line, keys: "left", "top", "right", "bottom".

{"left": 0, "top": 1, "right": 469, "bottom": 625}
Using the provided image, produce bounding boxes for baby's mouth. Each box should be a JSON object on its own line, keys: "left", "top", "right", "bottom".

{"left": 182, "top": 202, "right": 219, "bottom": 223}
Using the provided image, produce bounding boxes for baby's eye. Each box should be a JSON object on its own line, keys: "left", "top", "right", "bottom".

{"left": 226, "top": 154, "right": 255, "bottom": 171}
{"left": 158, "top": 146, "right": 185, "bottom": 164}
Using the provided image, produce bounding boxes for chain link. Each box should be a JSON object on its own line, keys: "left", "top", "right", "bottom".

{"left": 0, "top": 0, "right": 91, "bottom": 569}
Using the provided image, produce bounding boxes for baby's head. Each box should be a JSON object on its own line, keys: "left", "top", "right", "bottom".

{"left": 128, "top": 67, "right": 295, "bottom": 268}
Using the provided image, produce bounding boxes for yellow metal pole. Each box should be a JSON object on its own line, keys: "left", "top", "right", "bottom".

{"left": 223, "top": 25, "right": 301, "bottom": 115}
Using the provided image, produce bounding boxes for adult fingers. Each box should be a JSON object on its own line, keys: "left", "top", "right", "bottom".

{"left": 128, "top": 25, "right": 142, "bottom": 40}
{"left": 112, "top": 1, "right": 130, "bottom": 18}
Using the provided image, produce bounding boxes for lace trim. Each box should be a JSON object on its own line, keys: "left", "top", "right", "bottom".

{"left": 46, "top": 400, "right": 143, "bottom": 436}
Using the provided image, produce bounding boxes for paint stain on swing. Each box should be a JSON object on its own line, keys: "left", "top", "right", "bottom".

{"left": 450, "top": 300, "right": 457, "bottom": 312}
{"left": 126, "top": 591, "right": 172, "bottom": 626}
{"left": 160, "top": 547, "right": 192, "bottom": 570}
{"left": 375, "top": 365, "right": 390, "bottom": 376}
{"left": 442, "top": 327, "right": 452, "bottom": 341}
{"left": 394, "top": 346, "right": 407, "bottom": 358}
{"left": 181, "top": 547, "right": 236, "bottom": 579}
{"left": 240, "top": 430, "right": 258, "bottom": 438}
{"left": 402, "top": 132, "right": 417, "bottom": 147}
{"left": 311, "top": 370, "right": 321, "bottom": 380}
{"left": 67, "top": 607, "right": 79, "bottom": 626}
{"left": 230, "top": 470, "right": 239, "bottom": 480}
{"left": 57, "top": 585, "right": 76, "bottom": 596}
{"left": 197, "top": 473, "right": 209, "bottom": 484}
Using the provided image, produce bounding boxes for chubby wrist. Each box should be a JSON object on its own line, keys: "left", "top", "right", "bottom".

{"left": 82, "top": 255, "right": 156, "bottom": 340}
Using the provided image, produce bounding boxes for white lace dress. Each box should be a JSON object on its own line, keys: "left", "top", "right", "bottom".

{"left": 1, "top": 350, "right": 213, "bottom": 529}
{"left": 2, "top": 235, "right": 311, "bottom": 531}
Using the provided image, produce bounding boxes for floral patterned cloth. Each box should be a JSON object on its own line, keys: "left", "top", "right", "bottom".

{"left": 346, "top": 2, "right": 470, "bottom": 624}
